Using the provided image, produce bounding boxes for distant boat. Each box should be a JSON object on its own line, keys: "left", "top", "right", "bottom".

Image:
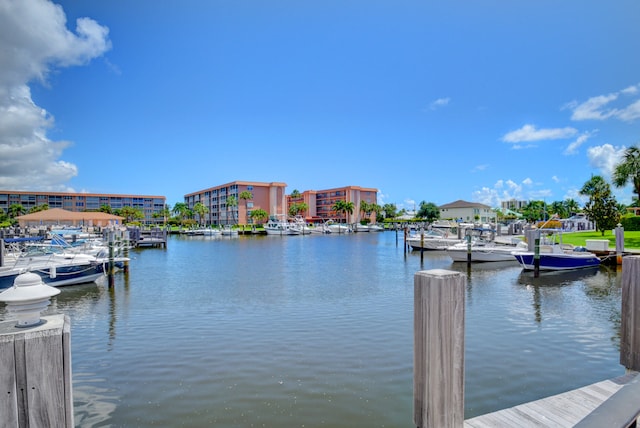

{"left": 354, "top": 223, "right": 369, "bottom": 232}
{"left": 407, "top": 229, "right": 462, "bottom": 250}
{"left": 367, "top": 224, "right": 384, "bottom": 232}
{"left": 264, "top": 215, "right": 300, "bottom": 235}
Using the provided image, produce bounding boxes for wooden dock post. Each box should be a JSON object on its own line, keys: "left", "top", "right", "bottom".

{"left": 414, "top": 269, "right": 465, "bottom": 428}
{"left": 107, "top": 230, "right": 115, "bottom": 288}
{"left": 620, "top": 256, "right": 640, "bottom": 372}
{"left": 0, "top": 314, "right": 74, "bottom": 427}
{"left": 615, "top": 224, "right": 624, "bottom": 266}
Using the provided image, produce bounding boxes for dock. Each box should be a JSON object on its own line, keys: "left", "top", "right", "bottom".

{"left": 465, "top": 372, "right": 638, "bottom": 427}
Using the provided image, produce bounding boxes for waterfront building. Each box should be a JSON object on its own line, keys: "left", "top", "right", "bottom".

{"left": 287, "top": 185, "right": 378, "bottom": 224}
{"left": 184, "top": 181, "right": 287, "bottom": 226}
{"left": 439, "top": 199, "right": 497, "bottom": 224}
{"left": 501, "top": 199, "right": 528, "bottom": 211}
{"left": 0, "top": 190, "right": 166, "bottom": 225}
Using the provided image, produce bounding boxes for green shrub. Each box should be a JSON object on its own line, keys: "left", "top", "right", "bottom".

{"left": 621, "top": 214, "right": 640, "bottom": 231}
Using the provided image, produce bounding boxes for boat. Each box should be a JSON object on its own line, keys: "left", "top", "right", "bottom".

{"left": 354, "top": 223, "right": 369, "bottom": 232}
{"left": 220, "top": 226, "right": 239, "bottom": 236}
{"left": 0, "top": 245, "right": 116, "bottom": 289}
{"left": 325, "top": 220, "right": 351, "bottom": 234}
{"left": 368, "top": 224, "right": 384, "bottom": 232}
{"left": 447, "top": 239, "right": 528, "bottom": 262}
{"left": 407, "top": 229, "right": 463, "bottom": 250}
{"left": 264, "top": 215, "right": 301, "bottom": 235}
{"left": 511, "top": 230, "right": 601, "bottom": 271}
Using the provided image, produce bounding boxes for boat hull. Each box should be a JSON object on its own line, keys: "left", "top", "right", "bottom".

{"left": 0, "top": 262, "right": 105, "bottom": 289}
{"left": 512, "top": 252, "right": 600, "bottom": 271}
{"left": 447, "top": 247, "right": 518, "bottom": 262}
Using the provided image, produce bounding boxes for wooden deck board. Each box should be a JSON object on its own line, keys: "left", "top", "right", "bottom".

{"left": 465, "top": 375, "right": 637, "bottom": 427}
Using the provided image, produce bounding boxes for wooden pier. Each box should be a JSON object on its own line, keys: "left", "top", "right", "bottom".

{"left": 415, "top": 255, "right": 640, "bottom": 428}
{"left": 464, "top": 372, "right": 638, "bottom": 427}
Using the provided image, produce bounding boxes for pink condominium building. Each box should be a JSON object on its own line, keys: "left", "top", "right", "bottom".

{"left": 184, "top": 181, "right": 288, "bottom": 226}
{"left": 185, "top": 182, "right": 378, "bottom": 226}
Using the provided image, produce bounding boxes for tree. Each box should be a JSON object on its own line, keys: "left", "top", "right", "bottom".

{"left": 250, "top": 208, "right": 268, "bottom": 224}
{"left": 613, "top": 145, "right": 640, "bottom": 202}
{"left": 416, "top": 201, "right": 440, "bottom": 222}
{"left": 99, "top": 204, "right": 113, "bottom": 214}
{"left": 521, "top": 200, "right": 547, "bottom": 222}
{"left": 8, "top": 203, "right": 25, "bottom": 218}
{"left": 226, "top": 195, "right": 238, "bottom": 225}
{"left": 563, "top": 199, "right": 580, "bottom": 216}
{"left": 331, "top": 200, "right": 354, "bottom": 223}
{"left": 580, "top": 175, "right": 620, "bottom": 236}
{"left": 290, "top": 189, "right": 301, "bottom": 198}
{"left": 239, "top": 191, "right": 253, "bottom": 224}
{"left": 28, "top": 204, "right": 49, "bottom": 213}
{"left": 289, "top": 202, "right": 308, "bottom": 217}
{"left": 382, "top": 203, "right": 397, "bottom": 219}
{"left": 359, "top": 201, "right": 372, "bottom": 223}
{"left": 120, "top": 206, "right": 144, "bottom": 224}
{"left": 193, "top": 202, "right": 209, "bottom": 226}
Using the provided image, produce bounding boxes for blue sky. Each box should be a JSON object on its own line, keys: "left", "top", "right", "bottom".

{"left": 1, "top": 0, "right": 639, "bottom": 211}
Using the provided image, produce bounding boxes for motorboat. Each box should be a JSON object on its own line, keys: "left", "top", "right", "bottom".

{"left": 407, "top": 229, "right": 463, "bottom": 250}
{"left": 368, "top": 224, "right": 384, "bottom": 232}
{"left": 324, "top": 220, "right": 351, "bottom": 234}
{"left": 511, "top": 230, "right": 601, "bottom": 271}
{"left": 354, "top": 223, "right": 369, "bottom": 232}
{"left": 264, "top": 215, "right": 301, "bottom": 235}
{"left": 447, "top": 240, "right": 528, "bottom": 262}
{"left": 0, "top": 246, "right": 121, "bottom": 289}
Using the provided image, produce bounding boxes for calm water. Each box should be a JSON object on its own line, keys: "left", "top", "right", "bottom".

{"left": 3, "top": 232, "right": 624, "bottom": 427}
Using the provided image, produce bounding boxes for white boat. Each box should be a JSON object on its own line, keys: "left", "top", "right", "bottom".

{"left": 325, "top": 220, "right": 351, "bottom": 234}
{"left": 291, "top": 216, "right": 313, "bottom": 235}
{"left": 221, "top": 226, "right": 239, "bottom": 236}
{"left": 447, "top": 240, "right": 528, "bottom": 262}
{"left": 264, "top": 215, "right": 301, "bottom": 235}
{"left": 368, "top": 224, "right": 384, "bottom": 232}
{"left": 511, "top": 230, "right": 601, "bottom": 271}
{"left": 354, "top": 223, "right": 369, "bottom": 232}
{"left": 407, "top": 229, "right": 463, "bottom": 250}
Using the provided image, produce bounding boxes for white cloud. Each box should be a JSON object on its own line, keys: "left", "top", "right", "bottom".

{"left": 471, "top": 164, "right": 489, "bottom": 173}
{"left": 568, "top": 84, "right": 640, "bottom": 122}
{"left": 587, "top": 143, "right": 626, "bottom": 178}
{"left": 563, "top": 131, "right": 594, "bottom": 155}
{"left": 522, "top": 178, "right": 533, "bottom": 186}
{"left": 0, "top": 0, "right": 110, "bottom": 191}
{"left": 429, "top": 97, "right": 450, "bottom": 110}
{"left": 502, "top": 124, "right": 578, "bottom": 143}
{"left": 552, "top": 175, "right": 560, "bottom": 183}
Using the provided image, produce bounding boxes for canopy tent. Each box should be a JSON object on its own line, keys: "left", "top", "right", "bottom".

{"left": 15, "top": 208, "right": 123, "bottom": 227}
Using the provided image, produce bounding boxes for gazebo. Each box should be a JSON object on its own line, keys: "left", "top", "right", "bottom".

{"left": 16, "top": 208, "right": 124, "bottom": 227}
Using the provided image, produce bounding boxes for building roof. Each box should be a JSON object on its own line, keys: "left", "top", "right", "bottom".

{"left": 16, "top": 208, "right": 124, "bottom": 222}
{"left": 439, "top": 200, "right": 492, "bottom": 209}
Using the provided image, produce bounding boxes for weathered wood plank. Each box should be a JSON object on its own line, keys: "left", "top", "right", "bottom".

{"left": 414, "top": 269, "right": 465, "bottom": 428}
{"left": 620, "top": 256, "right": 640, "bottom": 371}
{"left": 465, "top": 377, "right": 632, "bottom": 428}
{"left": 0, "top": 334, "right": 19, "bottom": 427}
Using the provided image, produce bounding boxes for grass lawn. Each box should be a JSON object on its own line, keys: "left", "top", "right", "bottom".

{"left": 550, "top": 230, "right": 640, "bottom": 250}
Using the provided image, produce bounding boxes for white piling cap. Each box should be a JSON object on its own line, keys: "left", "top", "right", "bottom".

{"left": 0, "top": 272, "right": 61, "bottom": 327}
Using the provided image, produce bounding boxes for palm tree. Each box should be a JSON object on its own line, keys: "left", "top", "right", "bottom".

{"left": 250, "top": 208, "right": 268, "bottom": 224}
{"left": 613, "top": 146, "right": 640, "bottom": 203}
{"left": 359, "top": 201, "right": 371, "bottom": 223}
{"left": 172, "top": 202, "right": 190, "bottom": 225}
{"left": 563, "top": 199, "right": 580, "bottom": 216}
{"left": 332, "top": 200, "right": 355, "bottom": 223}
{"left": 239, "top": 191, "right": 253, "bottom": 224}
{"left": 8, "top": 204, "right": 25, "bottom": 218}
{"left": 226, "top": 195, "right": 238, "bottom": 225}
{"left": 193, "top": 202, "right": 209, "bottom": 226}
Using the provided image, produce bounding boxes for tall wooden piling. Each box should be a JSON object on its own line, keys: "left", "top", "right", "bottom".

{"left": 620, "top": 256, "right": 640, "bottom": 371}
{"left": 414, "top": 269, "right": 465, "bottom": 428}
{"left": 615, "top": 224, "right": 624, "bottom": 266}
{"left": 0, "top": 314, "right": 74, "bottom": 427}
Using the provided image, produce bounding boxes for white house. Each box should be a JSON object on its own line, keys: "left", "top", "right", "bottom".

{"left": 439, "top": 200, "right": 497, "bottom": 224}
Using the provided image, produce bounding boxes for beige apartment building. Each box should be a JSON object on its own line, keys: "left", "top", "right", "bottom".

{"left": 0, "top": 190, "right": 166, "bottom": 224}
